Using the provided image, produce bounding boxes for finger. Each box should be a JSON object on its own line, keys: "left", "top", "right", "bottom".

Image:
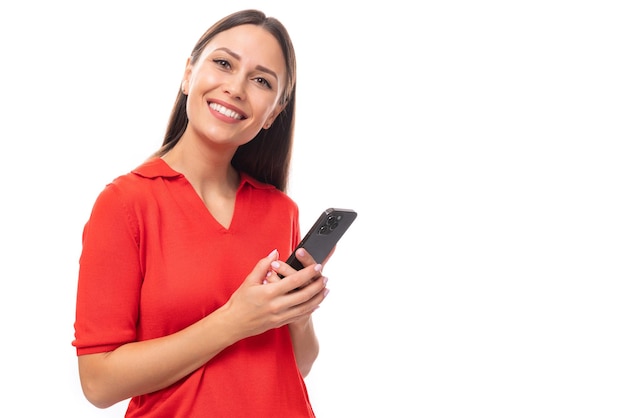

{"left": 264, "top": 266, "right": 282, "bottom": 284}
{"left": 272, "top": 261, "right": 323, "bottom": 292}
{"left": 285, "top": 277, "right": 329, "bottom": 314}
{"left": 273, "top": 258, "right": 322, "bottom": 281}
{"left": 294, "top": 247, "right": 318, "bottom": 267}
{"left": 248, "top": 249, "right": 279, "bottom": 285}
{"left": 269, "top": 276, "right": 329, "bottom": 327}
{"left": 296, "top": 246, "right": 336, "bottom": 267}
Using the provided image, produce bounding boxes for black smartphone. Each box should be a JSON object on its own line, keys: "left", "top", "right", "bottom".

{"left": 285, "top": 208, "right": 358, "bottom": 271}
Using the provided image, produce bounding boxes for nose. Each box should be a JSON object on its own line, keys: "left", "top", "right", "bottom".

{"left": 223, "top": 74, "right": 247, "bottom": 101}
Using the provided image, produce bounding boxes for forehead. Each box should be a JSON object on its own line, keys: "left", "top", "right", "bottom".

{"left": 202, "top": 24, "right": 286, "bottom": 72}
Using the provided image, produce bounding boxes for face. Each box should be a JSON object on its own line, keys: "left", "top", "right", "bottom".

{"left": 181, "top": 24, "right": 287, "bottom": 149}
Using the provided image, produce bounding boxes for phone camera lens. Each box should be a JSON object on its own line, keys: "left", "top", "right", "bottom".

{"left": 326, "top": 215, "right": 339, "bottom": 231}
{"left": 318, "top": 213, "right": 342, "bottom": 235}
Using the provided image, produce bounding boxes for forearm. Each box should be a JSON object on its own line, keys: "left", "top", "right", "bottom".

{"left": 78, "top": 306, "right": 240, "bottom": 409}
{"left": 288, "top": 317, "right": 319, "bottom": 378}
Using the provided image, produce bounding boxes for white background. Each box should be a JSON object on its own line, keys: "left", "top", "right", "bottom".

{"left": 1, "top": 1, "right": 624, "bottom": 417}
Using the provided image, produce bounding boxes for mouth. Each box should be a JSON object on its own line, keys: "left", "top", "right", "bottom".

{"left": 209, "top": 102, "right": 246, "bottom": 120}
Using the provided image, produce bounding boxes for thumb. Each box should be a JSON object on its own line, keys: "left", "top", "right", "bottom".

{"left": 246, "top": 249, "right": 279, "bottom": 285}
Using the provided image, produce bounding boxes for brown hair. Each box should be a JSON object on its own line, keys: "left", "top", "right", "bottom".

{"left": 154, "top": 9, "right": 297, "bottom": 192}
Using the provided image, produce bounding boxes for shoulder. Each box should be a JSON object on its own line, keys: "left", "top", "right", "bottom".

{"left": 87, "top": 158, "right": 179, "bottom": 219}
{"left": 110, "top": 157, "right": 181, "bottom": 189}
{"left": 101, "top": 157, "right": 181, "bottom": 201}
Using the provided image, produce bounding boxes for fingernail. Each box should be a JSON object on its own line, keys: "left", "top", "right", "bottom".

{"left": 271, "top": 261, "right": 280, "bottom": 269}
{"left": 314, "top": 264, "right": 323, "bottom": 272}
{"left": 267, "top": 249, "right": 277, "bottom": 258}
{"left": 296, "top": 248, "right": 306, "bottom": 257}
{"left": 323, "top": 288, "right": 330, "bottom": 297}
{"left": 323, "top": 276, "right": 328, "bottom": 285}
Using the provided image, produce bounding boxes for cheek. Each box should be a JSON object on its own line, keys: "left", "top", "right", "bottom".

{"left": 188, "top": 75, "right": 208, "bottom": 93}
{"left": 257, "top": 99, "right": 282, "bottom": 122}
{"left": 188, "top": 65, "right": 221, "bottom": 91}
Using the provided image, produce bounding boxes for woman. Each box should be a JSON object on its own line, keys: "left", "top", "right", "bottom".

{"left": 72, "top": 9, "right": 328, "bottom": 417}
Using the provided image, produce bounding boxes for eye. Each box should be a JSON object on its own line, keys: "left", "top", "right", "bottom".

{"left": 213, "top": 59, "right": 231, "bottom": 69}
{"left": 253, "top": 77, "right": 272, "bottom": 89}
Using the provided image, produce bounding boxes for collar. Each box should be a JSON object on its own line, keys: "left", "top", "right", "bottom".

{"left": 132, "top": 158, "right": 275, "bottom": 190}
{"left": 132, "top": 158, "right": 182, "bottom": 179}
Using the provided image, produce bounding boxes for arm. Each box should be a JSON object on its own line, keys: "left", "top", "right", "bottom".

{"left": 78, "top": 250, "right": 328, "bottom": 408}
{"left": 78, "top": 306, "right": 240, "bottom": 408}
{"left": 288, "top": 316, "right": 320, "bottom": 378}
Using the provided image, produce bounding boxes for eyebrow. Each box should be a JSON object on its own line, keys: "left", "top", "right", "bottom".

{"left": 214, "top": 47, "right": 278, "bottom": 81}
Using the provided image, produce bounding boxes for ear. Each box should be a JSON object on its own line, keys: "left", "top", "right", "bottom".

{"left": 181, "top": 57, "right": 192, "bottom": 95}
{"left": 263, "top": 103, "right": 286, "bottom": 130}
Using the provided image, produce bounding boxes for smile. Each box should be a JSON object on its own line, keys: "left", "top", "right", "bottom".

{"left": 209, "top": 102, "right": 245, "bottom": 120}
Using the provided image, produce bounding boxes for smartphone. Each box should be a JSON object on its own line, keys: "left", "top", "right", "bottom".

{"left": 285, "top": 208, "right": 358, "bottom": 271}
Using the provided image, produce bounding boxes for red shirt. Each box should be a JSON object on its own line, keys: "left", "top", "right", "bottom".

{"left": 73, "top": 158, "right": 315, "bottom": 417}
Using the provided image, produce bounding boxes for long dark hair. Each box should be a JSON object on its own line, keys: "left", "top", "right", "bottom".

{"left": 153, "top": 9, "right": 297, "bottom": 192}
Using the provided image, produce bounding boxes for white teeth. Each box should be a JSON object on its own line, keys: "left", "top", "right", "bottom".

{"left": 209, "top": 102, "right": 243, "bottom": 120}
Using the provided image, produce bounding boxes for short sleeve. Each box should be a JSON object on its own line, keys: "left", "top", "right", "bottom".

{"left": 72, "top": 183, "right": 143, "bottom": 355}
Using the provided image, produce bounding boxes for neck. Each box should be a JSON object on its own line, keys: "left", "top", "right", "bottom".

{"left": 161, "top": 136, "right": 240, "bottom": 193}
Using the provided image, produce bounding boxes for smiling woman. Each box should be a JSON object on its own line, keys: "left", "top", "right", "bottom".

{"left": 174, "top": 25, "right": 287, "bottom": 152}
{"left": 155, "top": 15, "right": 297, "bottom": 193}
{"left": 71, "top": 9, "right": 326, "bottom": 418}
{"left": 1, "top": 1, "right": 620, "bottom": 417}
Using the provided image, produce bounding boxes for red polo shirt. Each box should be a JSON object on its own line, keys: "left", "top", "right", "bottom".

{"left": 73, "top": 158, "right": 315, "bottom": 417}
